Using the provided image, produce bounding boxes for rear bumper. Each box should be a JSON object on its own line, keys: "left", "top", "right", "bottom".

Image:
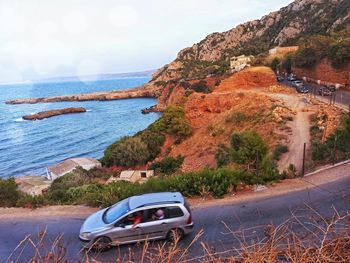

{"left": 183, "top": 223, "right": 194, "bottom": 235}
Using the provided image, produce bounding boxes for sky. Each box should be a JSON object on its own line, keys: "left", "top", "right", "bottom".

{"left": 0, "top": 0, "right": 293, "bottom": 83}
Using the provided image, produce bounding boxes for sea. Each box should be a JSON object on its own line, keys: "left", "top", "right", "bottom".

{"left": 0, "top": 77, "right": 160, "bottom": 178}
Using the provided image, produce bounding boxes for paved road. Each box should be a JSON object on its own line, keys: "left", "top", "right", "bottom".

{"left": 280, "top": 78, "right": 350, "bottom": 110}
{"left": 1, "top": 166, "right": 350, "bottom": 262}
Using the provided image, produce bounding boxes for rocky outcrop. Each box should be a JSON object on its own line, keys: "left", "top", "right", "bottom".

{"left": 6, "top": 85, "right": 162, "bottom": 105}
{"left": 141, "top": 105, "right": 158, "bottom": 114}
{"left": 23, "top": 107, "right": 87, "bottom": 120}
{"left": 150, "top": 0, "right": 349, "bottom": 83}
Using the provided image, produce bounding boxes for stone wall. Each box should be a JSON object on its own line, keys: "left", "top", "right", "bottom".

{"left": 293, "top": 59, "right": 350, "bottom": 88}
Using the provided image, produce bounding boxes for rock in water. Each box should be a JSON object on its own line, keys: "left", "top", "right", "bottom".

{"left": 23, "top": 107, "right": 86, "bottom": 120}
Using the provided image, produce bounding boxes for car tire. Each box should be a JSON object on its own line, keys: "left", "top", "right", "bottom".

{"left": 93, "top": 236, "right": 112, "bottom": 251}
{"left": 167, "top": 228, "right": 184, "bottom": 242}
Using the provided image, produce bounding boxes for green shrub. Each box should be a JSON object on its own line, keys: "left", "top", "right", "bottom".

{"left": 150, "top": 156, "right": 184, "bottom": 175}
{"left": 139, "top": 130, "right": 165, "bottom": 160}
{"left": 216, "top": 131, "right": 283, "bottom": 184}
{"left": 215, "top": 144, "right": 231, "bottom": 167}
{"left": 0, "top": 178, "right": 21, "bottom": 207}
{"left": 270, "top": 57, "right": 280, "bottom": 71}
{"left": 50, "top": 172, "right": 85, "bottom": 192}
{"left": 13, "top": 164, "right": 284, "bottom": 208}
{"left": 43, "top": 167, "right": 244, "bottom": 206}
{"left": 283, "top": 55, "right": 292, "bottom": 74}
{"left": 191, "top": 80, "right": 210, "bottom": 93}
{"left": 149, "top": 105, "right": 192, "bottom": 138}
{"left": 102, "top": 106, "right": 191, "bottom": 167}
{"left": 259, "top": 157, "right": 285, "bottom": 183}
{"left": 293, "top": 47, "right": 318, "bottom": 68}
{"left": 167, "top": 168, "right": 241, "bottom": 198}
{"left": 230, "top": 131, "right": 268, "bottom": 169}
{"left": 272, "top": 144, "right": 289, "bottom": 161}
{"left": 312, "top": 113, "right": 350, "bottom": 162}
{"left": 328, "top": 38, "right": 350, "bottom": 68}
{"left": 293, "top": 32, "right": 350, "bottom": 69}
{"left": 16, "top": 194, "right": 46, "bottom": 208}
{"left": 110, "top": 136, "right": 150, "bottom": 167}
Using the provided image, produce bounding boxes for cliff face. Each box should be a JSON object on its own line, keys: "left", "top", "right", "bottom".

{"left": 150, "top": 0, "right": 350, "bottom": 83}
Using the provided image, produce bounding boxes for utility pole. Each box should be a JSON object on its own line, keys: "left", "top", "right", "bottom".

{"left": 302, "top": 143, "right": 306, "bottom": 177}
{"left": 332, "top": 135, "right": 337, "bottom": 165}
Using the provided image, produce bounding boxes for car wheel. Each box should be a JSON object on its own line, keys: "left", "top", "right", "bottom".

{"left": 167, "top": 228, "right": 184, "bottom": 242}
{"left": 93, "top": 236, "right": 112, "bottom": 251}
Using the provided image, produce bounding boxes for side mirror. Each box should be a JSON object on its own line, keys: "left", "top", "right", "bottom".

{"left": 119, "top": 223, "right": 125, "bottom": 228}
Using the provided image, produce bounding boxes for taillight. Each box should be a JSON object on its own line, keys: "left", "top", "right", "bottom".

{"left": 187, "top": 213, "right": 192, "bottom": 224}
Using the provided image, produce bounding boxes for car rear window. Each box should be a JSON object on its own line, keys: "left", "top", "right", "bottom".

{"left": 166, "top": 206, "right": 184, "bottom": 218}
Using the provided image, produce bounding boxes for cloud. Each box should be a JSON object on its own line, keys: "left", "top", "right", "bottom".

{"left": 109, "top": 5, "right": 139, "bottom": 29}
{"left": 0, "top": 0, "right": 293, "bottom": 83}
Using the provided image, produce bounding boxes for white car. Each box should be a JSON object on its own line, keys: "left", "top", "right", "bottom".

{"left": 79, "top": 192, "right": 194, "bottom": 250}
{"left": 292, "top": 80, "right": 303, "bottom": 88}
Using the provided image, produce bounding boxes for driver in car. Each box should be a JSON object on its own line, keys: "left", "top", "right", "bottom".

{"left": 127, "top": 211, "right": 143, "bottom": 229}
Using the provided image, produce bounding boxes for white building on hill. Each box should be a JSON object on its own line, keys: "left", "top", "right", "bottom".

{"left": 46, "top": 157, "right": 101, "bottom": 181}
{"left": 230, "top": 55, "right": 254, "bottom": 72}
{"left": 107, "top": 170, "right": 154, "bottom": 184}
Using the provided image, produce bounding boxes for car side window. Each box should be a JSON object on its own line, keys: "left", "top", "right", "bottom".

{"left": 115, "top": 210, "right": 147, "bottom": 227}
{"left": 165, "top": 206, "right": 184, "bottom": 218}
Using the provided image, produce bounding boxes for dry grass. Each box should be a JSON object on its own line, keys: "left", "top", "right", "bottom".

{"left": 7, "top": 208, "right": 350, "bottom": 263}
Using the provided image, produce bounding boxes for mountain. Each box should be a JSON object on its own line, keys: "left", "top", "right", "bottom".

{"left": 149, "top": 0, "right": 349, "bottom": 83}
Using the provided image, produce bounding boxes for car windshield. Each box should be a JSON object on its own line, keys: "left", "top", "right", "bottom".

{"left": 103, "top": 198, "right": 130, "bottom": 224}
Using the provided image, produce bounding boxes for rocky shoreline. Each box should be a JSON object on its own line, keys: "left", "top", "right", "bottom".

{"left": 23, "top": 107, "right": 87, "bottom": 120}
{"left": 6, "top": 85, "right": 161, "bottom": 105}
{"left": 141, "top": 105, "right": 160, "bottom": 114}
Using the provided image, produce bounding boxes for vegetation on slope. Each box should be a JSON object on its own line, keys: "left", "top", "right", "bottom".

{"left": 1, "top": 164, "right": 283, "bottom": 208}
{"left": 101, "top": 105, "right": 191, "bottom": 167}
{"left": 215, "top": 131, "right": 283, "bottom": 184}
{"left": 312, "top": 111, "right": 350, "bottom": 163}
{"left": 293, "top": 29, "right": 350, "bottom": 68}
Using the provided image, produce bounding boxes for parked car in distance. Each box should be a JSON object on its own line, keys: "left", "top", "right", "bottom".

{"left": 288, "top": 75, "right": 297, "bottom": 81}
{"left": 292, "top": 80, "right": 304, "bottom": 88}
{"left": 296, "top": 86, "right": 309, "bottom": 93}
{"left": 277, "top": 76, "right": 284, "bottom": 82}
{"left": 318, "top": 87, "right": 332, "bottom": 96}
{"left": 79, "top": 192, "right": 194, "bottom": 250}
{"left": 328, "top": 86, "right": 336, "bottom": 92}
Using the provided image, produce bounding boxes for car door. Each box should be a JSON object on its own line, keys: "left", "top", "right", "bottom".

{"left": 135, "top": 208, "right": 166, "bottom": 241}
{"left": 138, "top": 206, "right": 186, "bottom": 241}
{"left": 107, "top": 214, "right": 142, "bottom": 245}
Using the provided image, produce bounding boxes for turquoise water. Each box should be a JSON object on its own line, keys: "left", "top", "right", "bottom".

{"left": 0, "top": 77, "right": 160, "bottom": 177}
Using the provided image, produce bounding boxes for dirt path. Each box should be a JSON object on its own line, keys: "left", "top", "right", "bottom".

{"left": 267, "top": 93, "right": 314, "bottom": 173}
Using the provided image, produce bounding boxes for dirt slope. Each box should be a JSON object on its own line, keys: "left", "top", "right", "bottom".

{"left": 162, "top": 67, "right": 284, "bottom": 171}
{"left": 215, "top": 67, "right": 277, "bottom": 92}
{"left": 157, "top": 66, "right": 345, "bottom": 173}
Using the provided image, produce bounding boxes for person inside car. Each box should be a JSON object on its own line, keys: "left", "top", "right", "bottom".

{"left": 152, "top": 209, "right": 165, "bottom": 220}
{"left": 127, "top": 211, "right": 143, "bottom": 229}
